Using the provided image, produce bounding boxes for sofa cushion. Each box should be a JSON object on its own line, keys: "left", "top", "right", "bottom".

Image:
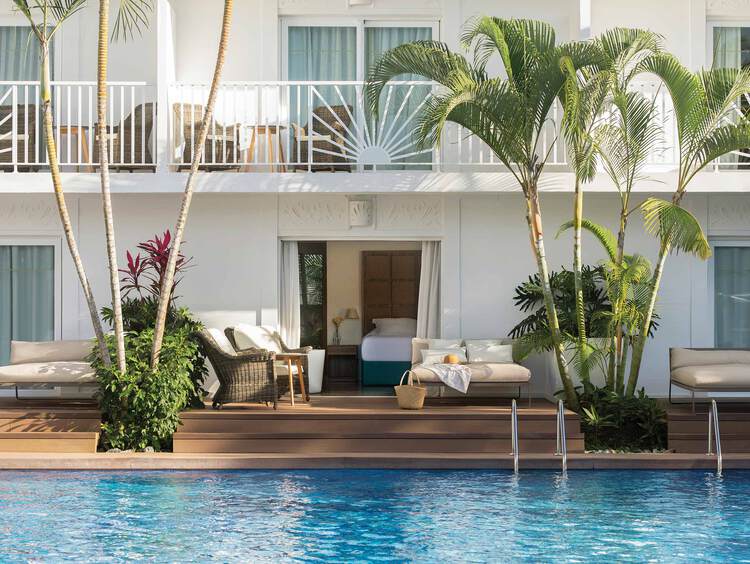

{"left": 207, "top": 328, "right": 235, "bottom": 354}
{"left": 421, "top": 348, "right": 468, "bottom": 365}
{"left": 671, "top": 348, "right": 750, "bottom": 370}
{"left": 10, "top": 340, "right": 91, "bottom": 365}
{"left": 466, "top": 342, "right": 513, "bottom": 363}
{"left": 672, "top": 364, "right": 750, "bottom": 389}
{"left": 234, "top": 324, "right": 282, "bottom": 353}
{"left": 411, "top": 362, "right": 531, "bottom": 384}
{"left": 0, "top": 361, "right": 96, "bottom": 384}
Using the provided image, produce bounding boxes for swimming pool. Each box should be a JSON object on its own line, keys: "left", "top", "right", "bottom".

{"left": 0, "top": 469, "right": 747, "bottom": 562}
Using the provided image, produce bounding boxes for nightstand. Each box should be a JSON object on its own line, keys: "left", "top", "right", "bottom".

{"left": 324, "top": 345, "right": 360, "bottom": 392}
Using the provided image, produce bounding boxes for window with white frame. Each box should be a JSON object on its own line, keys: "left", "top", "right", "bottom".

{"left": 712, "top": 240, "right": 750, "bottom": 348}
{"left": 0, "top": 242, "right": 58, "bottom": 365}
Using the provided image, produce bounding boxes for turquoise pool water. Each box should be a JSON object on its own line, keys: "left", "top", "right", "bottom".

{"left": 0, "top": 469, "right": 748, "bottom": 562}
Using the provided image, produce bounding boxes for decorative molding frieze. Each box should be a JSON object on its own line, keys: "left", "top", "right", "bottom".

{"left": 376, "top": 196, "right": 442, "bottom": 231}
{"left": 0, "top": 197, "right": 60, "bottom": 231}
{"left": 706, "top": 0, "right": 750, "bottom": 16}
{"left": 708, "top": 195, "right": 750, "bottom": 234}
{"left": 278, "top": 195, "right": 349, "bottom": 232}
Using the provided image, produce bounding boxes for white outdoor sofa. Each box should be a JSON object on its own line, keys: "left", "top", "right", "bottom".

{"left": 0, "top": 340, "right": 96, "bottom": 399}
{"left": 669, "top": 347, "right": 750, "bottom": 412}
{"left": 409, "top": 338, "right": 532, "bottom": 405}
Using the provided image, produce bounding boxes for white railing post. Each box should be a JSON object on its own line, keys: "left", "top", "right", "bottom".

{"left": 155, "top": 0, "right": 174, "bottom": 174}
{"left": 11, "top": 85, "right": 18, "bottom": 172}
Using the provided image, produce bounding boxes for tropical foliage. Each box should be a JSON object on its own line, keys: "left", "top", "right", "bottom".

{"left": 92, "top": 233, "right": 206, "bottom": 451}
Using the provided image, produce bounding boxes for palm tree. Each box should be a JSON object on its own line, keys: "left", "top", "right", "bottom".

{"left": 150, "top": 0, "right": 234, "bottom": 368}
{"left": 626, "top": 55, "right": 750, "bottom": 395}
{"left": 13, "top": 0, "right": 112, "bottom": 366}
{"left": 558, "top": 29, "right": 663, "bottom": 391}
{"left": 95, "top": 0, "right": 155, "bottom": 374}
{"left": 367, "top": 17, "right": 604, "bottom": 409}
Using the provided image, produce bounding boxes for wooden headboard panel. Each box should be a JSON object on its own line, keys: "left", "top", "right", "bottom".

{"left": 361, "top": 250, "right": 421, "bottom": 335}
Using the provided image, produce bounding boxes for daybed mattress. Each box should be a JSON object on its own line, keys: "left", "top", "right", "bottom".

{"left": 360, "top": 333, "right": 413, "bottom": 362}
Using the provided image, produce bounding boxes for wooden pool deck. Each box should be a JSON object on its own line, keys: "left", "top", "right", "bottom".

{"left": 0, "top": 396, "right": 747, "bottom": 470}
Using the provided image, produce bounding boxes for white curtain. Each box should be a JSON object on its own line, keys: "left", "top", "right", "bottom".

{"left": 714, "top": 246, "right": 750, "bottom": 348}
{"left": 0, "top": 27, "right": 45, "bottom": 81}
{"left": 417, "top": 241, "right": 441, "bottom": 339}
{"left": 280, "top": 240, "right": 301, "bottom": 348}
{"left": 0, "top": 245, "right": 55, "bottom": 365}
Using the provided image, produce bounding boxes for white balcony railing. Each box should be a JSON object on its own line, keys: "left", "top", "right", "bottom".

{"left": 0, "top": 81, "right": 156, "bottom": 172}
{"left": 2, "top": 79, "right": 748, "bottom": 174}
{"left": 168, "top": 81, "right": 568, "bottom": 172}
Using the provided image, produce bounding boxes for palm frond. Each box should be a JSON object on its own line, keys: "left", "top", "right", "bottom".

{"left": 113, "top": 0, "right": 153, "bottom": 41}
{"left": 557, "top": 218, "right": 618, "bottom": 261}
{"left": 641, "top": 197, "right": 712, "bottom": 259}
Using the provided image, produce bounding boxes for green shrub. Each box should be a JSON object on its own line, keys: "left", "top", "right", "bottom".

{"left": 577, "top": 387, "right": 667, "bottom": 451}
{"left": 90, "top": 326, "right": 199, "bottom": 451}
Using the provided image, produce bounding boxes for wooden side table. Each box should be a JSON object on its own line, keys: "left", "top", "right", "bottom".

{"left": 276, "top": 353, "right": 309, "bottom": 406}
{"left": 324, "top": 345, "right": 360, "bottom": 392}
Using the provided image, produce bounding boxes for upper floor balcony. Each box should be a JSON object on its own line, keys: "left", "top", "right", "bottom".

{"left": 2, "top": 78, "right": 746, "bottom": 183}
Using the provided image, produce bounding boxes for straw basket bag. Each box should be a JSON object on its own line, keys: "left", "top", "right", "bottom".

{"left": 394, "top": 370, "right": 426, "bottom": 410}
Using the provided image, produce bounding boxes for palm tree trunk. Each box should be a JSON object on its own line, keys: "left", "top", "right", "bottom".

{"left": 97, "top": 0, "right": 126, "bottom": 373}
{"left": 527, "top": 193, "right": 579, "bottom": 410}
{"left": 40, "top": 41, "right": 111, "bottom": 367}
{"left": 150, "top": 0, "right": 234, "bottom": 368}
{"left": 626, "top": 242, "right": 668, "bottom": 396}
{"left": 572, "top": 178, "right": 588, "bottom": 384}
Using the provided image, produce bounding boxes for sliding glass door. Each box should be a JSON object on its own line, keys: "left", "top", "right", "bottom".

{"left": 0, "top": 244, "right": 56, "bottom": 365}
{"left": 713, "top": 243, "right": 750, "bottom": 348}
{"left": 284, "top": 19, "right": 436, "bottom": 170}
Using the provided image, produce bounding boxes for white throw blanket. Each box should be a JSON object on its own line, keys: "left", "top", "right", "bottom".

{"left": 422, "top": 363, "right": 472, "bottom": 393}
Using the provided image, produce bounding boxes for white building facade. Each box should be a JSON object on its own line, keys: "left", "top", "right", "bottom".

{"left": 2, "top": 0, "right": 750, "bottom": 397}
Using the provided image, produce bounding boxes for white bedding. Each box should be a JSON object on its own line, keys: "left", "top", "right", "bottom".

{"left": 360, "top": 330, "right": 414, "bottom": 362}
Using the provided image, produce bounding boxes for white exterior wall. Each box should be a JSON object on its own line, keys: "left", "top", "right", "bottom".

{"left": 3, "top": 190, "right": 746, "bottom": 398}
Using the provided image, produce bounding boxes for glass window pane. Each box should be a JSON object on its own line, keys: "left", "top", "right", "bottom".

{"left": 715, "top": 246, "right": 750, "bottom": 348}
{"left": 0, "top": 27, "right": 54, "bottom": 81}
{"left": 365, "top": 26, "right": 433, "bottom": 170}
{"left": 0, "top": 245, "right": 55, "bottom": 365}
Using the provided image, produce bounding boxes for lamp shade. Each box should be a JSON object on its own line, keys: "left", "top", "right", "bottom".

{"left": 345, "top": 308, "right": 360, "bottom": 320}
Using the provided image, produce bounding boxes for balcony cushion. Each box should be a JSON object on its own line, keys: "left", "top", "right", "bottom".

{"left": 10, "top": 340, "right": 91, "bottom": 364}
{"left": 672, "top": 364, "right": 750, "bottom": 390}
{"left": 411, "top": 362, "right": 531, "bottom": 384}
{"left": 0, "top": 362, "right": 96, "bottom": 385}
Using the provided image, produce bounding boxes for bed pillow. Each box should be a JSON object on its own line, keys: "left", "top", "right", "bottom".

{"left": 421, "top": 348, "right": 468, "bottom": 365}
{"left": 466, "top": 342, "right": 514, "bottom": 364}
{"left": 428, "top": 339, "right": 464, "bottom": 349}
{"left": 373, "top": 318, "right": 417, "bottom": 336}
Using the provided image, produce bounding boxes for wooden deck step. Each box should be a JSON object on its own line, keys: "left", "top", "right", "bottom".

{"left": 668, "top": 403, "right": 750, "bottom": 453}
{"left": 0, "top": 432, "right": 99, "bottom": 453}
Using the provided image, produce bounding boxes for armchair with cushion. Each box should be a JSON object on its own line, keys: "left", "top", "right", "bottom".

{"left": 196, "top": 329, "right": 277, "bottom": 409}
{"left": 0, "top": 104, "right": 38, "bottom": 172}
{"left": 172, "top": 103, "right": 240, "bottom": 171}
{"left": 226, "top": 325, "right": 311, "bottom": 401}
{"left": 93, "top": 102, "right": 156, "bottom": 171}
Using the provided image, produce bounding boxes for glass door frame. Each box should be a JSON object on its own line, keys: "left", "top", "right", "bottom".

{"left": 0, "top": 236, "right": 62, "bottom": 343}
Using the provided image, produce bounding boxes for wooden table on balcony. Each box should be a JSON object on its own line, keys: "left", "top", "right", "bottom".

{"left": 240, "top": 124, "right": 287, "bottom": 173}
{"left": 56, "top": 125, "right": 93, "bottom": 172}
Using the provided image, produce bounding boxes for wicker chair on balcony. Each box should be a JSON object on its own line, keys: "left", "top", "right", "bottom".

{"left": 0, "top": 104, "right": 38, "bottom": 172}
{"left": 291, "top": 104, "right": 353, "bottom": 172}
{"left": 196, "top": 329, "right": 278, "bottom": 409}
{"left": 93, "top": 103, "right": 156, "bottom": 172}
{"left": 172, "top": 103, "right": 240, "bottom": 171}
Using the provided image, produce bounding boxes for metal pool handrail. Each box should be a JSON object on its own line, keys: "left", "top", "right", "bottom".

{"left": 707, "top": 399, "right": 723, "bottom": 476}
{"left": 555, "top": 400, "right": 568, "bottom": 474}
{"left": 510, "top": 399, "right": 519, "bottom": 474}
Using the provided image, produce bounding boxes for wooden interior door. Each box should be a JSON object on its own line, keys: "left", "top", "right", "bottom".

{"left": 361, "top": 250, "right": 421, "bottom": 334}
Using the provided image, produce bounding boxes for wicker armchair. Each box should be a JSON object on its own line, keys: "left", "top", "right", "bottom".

{"left": 172, "top": 103, "right": 240, "bottom": 171}
{"left": 0, "top": 104, "right": 38, "bottom": 172}
{"left": 291, "top": 104, "right": 353, "bottom": 172}
{"left": 196, "top": 329, "right": 278, "bottom": 409}
{"left": 225, "top": 327, "right": 312, "bottom": 400}
{"left": 93, "top": 103, "right": 156, "bottom": 171}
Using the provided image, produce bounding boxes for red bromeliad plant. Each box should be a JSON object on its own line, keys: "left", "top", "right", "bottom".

{"left": 120, "top": 230, "right": 192, "bottom": 301}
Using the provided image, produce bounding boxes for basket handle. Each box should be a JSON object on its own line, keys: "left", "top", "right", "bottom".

{"left": 399, "top": 370, "right": 420, "bottom": 386}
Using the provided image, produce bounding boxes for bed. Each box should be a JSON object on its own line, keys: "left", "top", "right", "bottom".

{"left": 360, "top": 319, "right": 416, "bottom": 386}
